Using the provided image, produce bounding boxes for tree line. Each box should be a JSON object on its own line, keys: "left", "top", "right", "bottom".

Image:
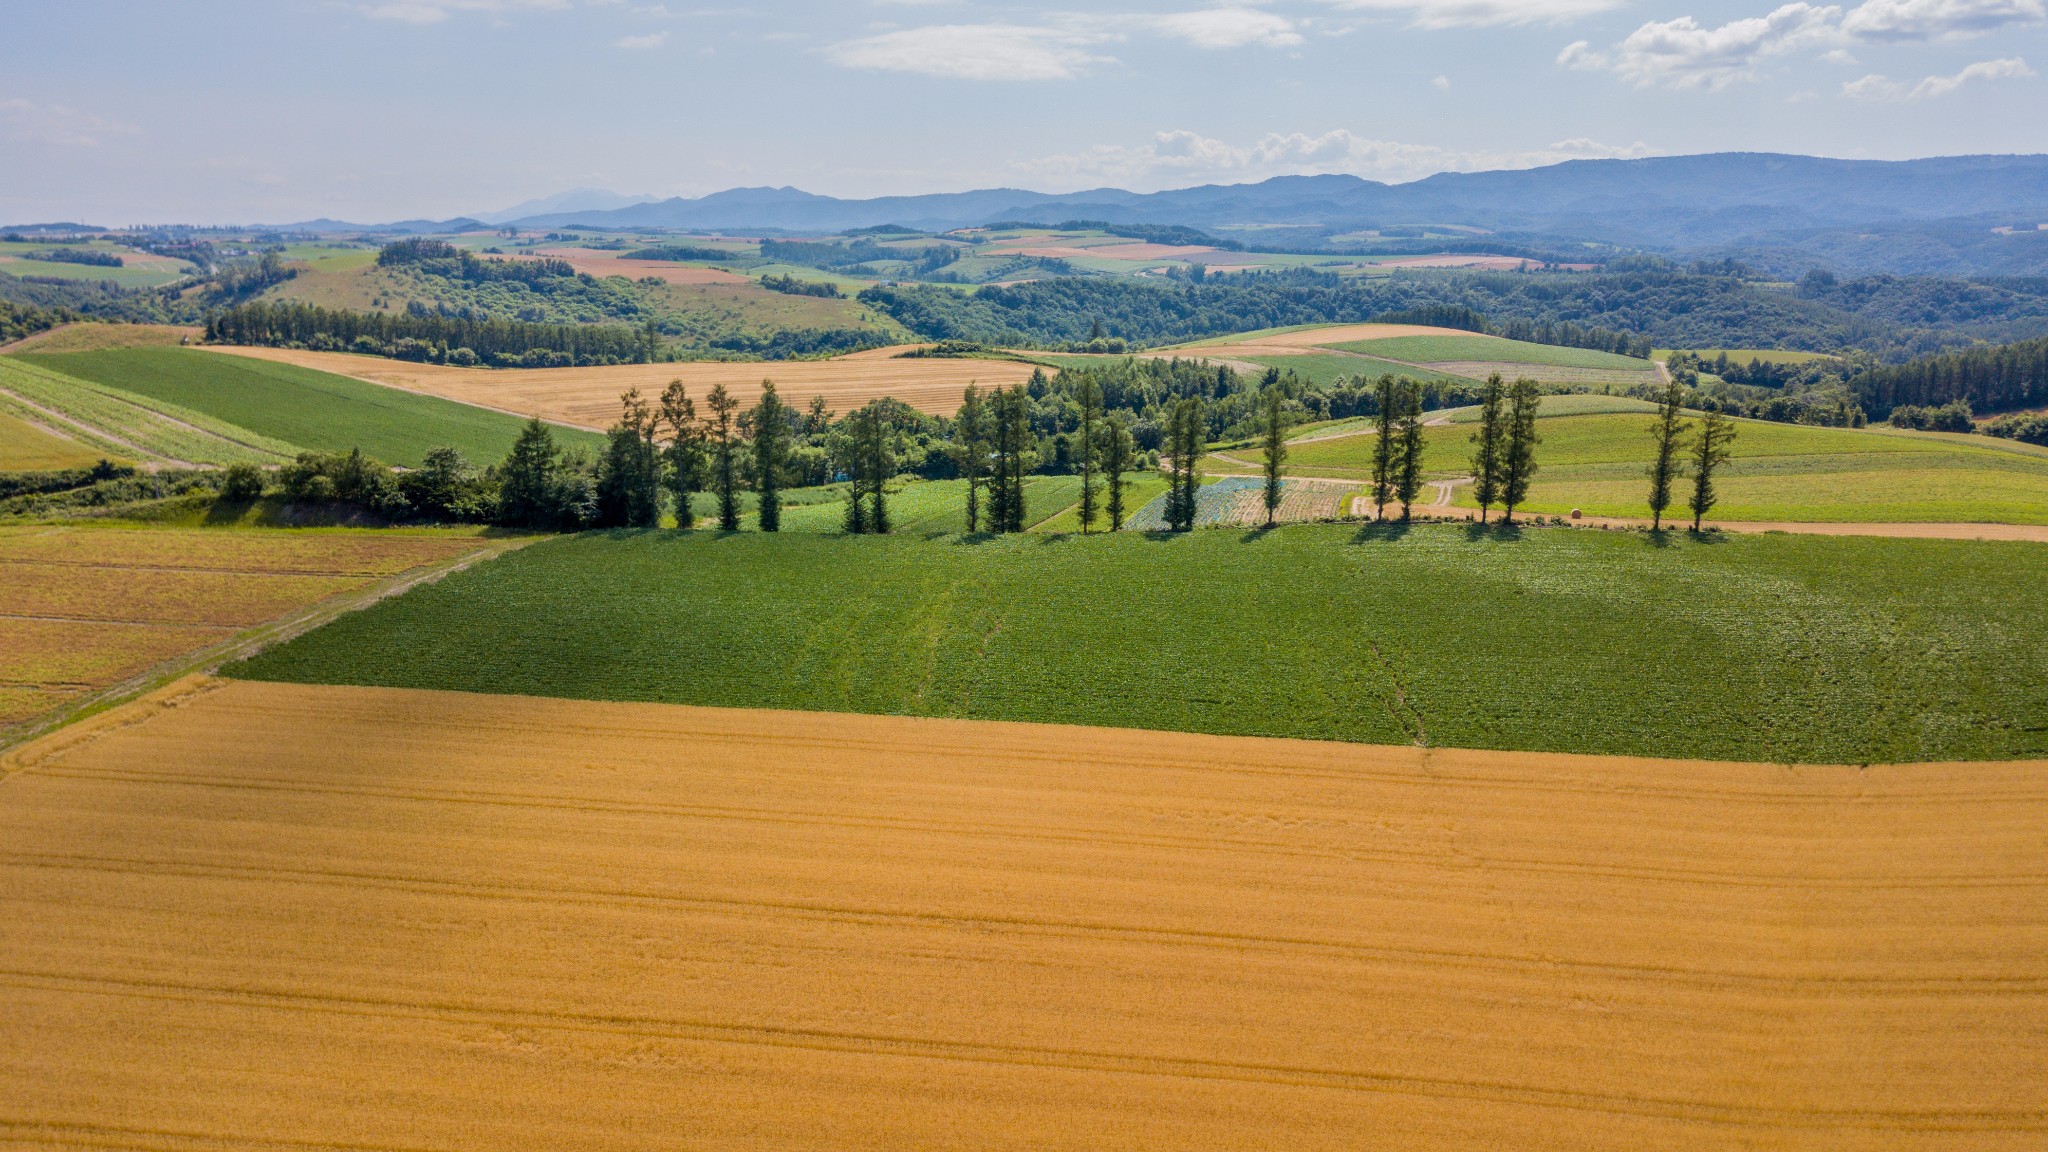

{"left": 204, "top": 301, "right": 655, "bottom": 367}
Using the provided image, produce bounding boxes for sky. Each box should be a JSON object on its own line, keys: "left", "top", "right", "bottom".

{"left": 3, "top": 0, "right": 2044, "bottom": 224}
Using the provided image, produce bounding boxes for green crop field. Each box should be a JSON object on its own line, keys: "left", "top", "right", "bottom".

{"left": 1222, "top": 411, "right": 2048, "bottom": 524}
{"left": 1329, "top": 335, "right": 1653, "bottom": 370}
{"left": 1443, "top": 394, "right": 1662, "bottom": 421}
{"left": 0, "top": 409, "right": 108, "bottom": 471}
{"left": 0, "top": 358, "right": 298, "bottom": 466}
{"left": 16, "top": 348, "right": 605, "bottom": 467}
{"left": 1031, "top": 473, "right": 1169, "bottom": 533}
{"left": 1240, "top": 353, "right": 1473, "bottom": 388}
{"left": 229, "top": 525, "right": 2048, "bottom": 764}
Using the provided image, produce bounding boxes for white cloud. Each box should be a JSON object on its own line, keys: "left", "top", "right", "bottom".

{"left": 615, "top": 30, "right": 668, "bottom": 47}
{"left": 1013, "top": 128, "right": 1653, "bottom": 188}
{"left": 0, "top": 98, "right": 139, "bottom": 147}
{"left": 826, "top": 10, "right": 1301, "bottom": 80}
{"left": 1559, "top": 3, "right": 1842, "bottom": 88}
{"left": 1841, "top": 0, "right": 2045, "bottom": 40}
{"left": 1148, "top": 8, "right": 1303, "bottom": 49}
{"left": 1322, "top": 0, "right": 1628, "bottom": 29}
{"left": 1432, "top": 73, "right": 1451, "bottom": 88}
{"left": 828, "top": 24, "right": 1118, "bottom": 80}
{"left": 1844, "top": 54, "right": 2036, "bottom": 96}
{"left": 359, "top": 0, "right": 569, "bottom": 23}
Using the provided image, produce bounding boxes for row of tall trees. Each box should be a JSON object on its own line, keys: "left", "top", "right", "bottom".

{"left": 1644, "top": 383, "right": 1739, "bottom": 531}
{"left": 1466, "top": 375, "right": 1542, "bottom": 524}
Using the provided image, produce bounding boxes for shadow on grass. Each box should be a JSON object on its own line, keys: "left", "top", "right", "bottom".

{"left": 1353, "top": 520, "right": 1414, "bottom": 544}
{"left": 1457, "top": 520, "right": 1522, "bottom": 543}
{"left": 1239, "top": 525, "right": 1277, "bottom": 542}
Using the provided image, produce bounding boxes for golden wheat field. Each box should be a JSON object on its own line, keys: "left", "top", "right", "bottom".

{"left": 2, "top": 676, "right": 2043, "bottom": 1150}
{"left": 0, "top": 526, "right": 489, "bottom": 734}
{"left": 207, "top": 345, "right": 1040, "bottom": 427}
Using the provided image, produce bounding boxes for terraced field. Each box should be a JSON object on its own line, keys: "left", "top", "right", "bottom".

{"left": 1215, "top": 411, "right": 2048, "bottom": 524}
{"left": 2, "top": 677, "right": 2043, "bottom": 1151}
{"left": 0, "top": 524, "right": 495, "bottom": 737}
{"left": 208, "top": 344, "right": 1038, "bottom": 424}
{"left": 15, "top": 348, "right": 602, "bottom": 467}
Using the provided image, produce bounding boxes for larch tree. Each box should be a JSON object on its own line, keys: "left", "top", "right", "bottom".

{"left": 596, "top": 388, "right": 660, "bottom": 529}
{"left": 750, "top": 381, "right": 790, "bottom": 532}
{"left": 1100, "top": 413, "right": 1134, "bottom": 530}
{"left": 1500, "top": 378, "right": 1542, "bottom": 524}
{"left": 1167, "top": 395, "right": 1205, "bottom": 532}
{"left": 704, "top": 382, "right": 742, "bottom": 531}
{"left": 953, "top": 384, "right": 990, "bottom": 533}
{"left": 658, "top": 379, "right": 701, "bottom": 530}
{"left": 1469, "top": 374, "right": 1506, "bottom": 524}
{"left": 1260, "top": 376, "right": 1288, "bottom": 528}
{"left": 1370, "top": 374, "right": 1399, "bottom": 519}
{"left": 1076, "top": 375, "right": 1103, "bottom": 533}
{"left": 1688, "top": 401, "right": 1738, "bottom": 531}
{"left": 1395, "top": 380, "right": 1426, "bottom": 521}
{"left": 1646, "top": 380, "right": 1691, "bottom": 531}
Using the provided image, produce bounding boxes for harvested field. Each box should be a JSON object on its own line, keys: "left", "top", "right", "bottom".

{"left": 0, "top": 322, "right": 200, "bottom": 354}
{"left": 531, "top": 247, "right": 751, "bottom": 285}
{"left": 2, "top": 677, "right": 2045, "bottom": 1151}
{"left": 208, "top": 346, "right": 1039, "bottom": 425}
{"left": 0, "top": 524, "right": 493, "bottom": 738}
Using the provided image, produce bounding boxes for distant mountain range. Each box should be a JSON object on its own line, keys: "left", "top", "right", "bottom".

{"left": 486, "top": 153, "right": 2048, "bottom": 235}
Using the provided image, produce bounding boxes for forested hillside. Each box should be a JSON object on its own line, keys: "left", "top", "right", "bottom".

{"left": 862, "top": 266, "right": 2048, "bottom": 359}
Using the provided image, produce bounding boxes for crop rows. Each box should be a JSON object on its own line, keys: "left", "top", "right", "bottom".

{"left": 230, "top": 524, "right": 2048, "bottom": 764}
{"left": 0, "top": 357, "right": 296, "bottom": 466}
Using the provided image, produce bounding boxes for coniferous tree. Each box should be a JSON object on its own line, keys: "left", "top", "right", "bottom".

{"left": 1076, "top": 375, "right": 1103, "bottom": 532}
{"left": 1689, "top": 402, "right": 1738, "bottom": 531}
{"left": 1167, "top": 395, "right": 1205, "bottom": 532}
{"left": 497, "top": 417, "right": 564, "bottom": 529}
{"left": 1500, "top": 378, "right": 1542, "bottom": 524}
{"left": 953, "top": 384, "right": 990, "bottom": 532}
{"left": 1646, "top": 381, "right": 1690, "bottom": 531}
{"left": 1100, "top": 413, "right": 1134, "bottom": 530}
{"left": 705, "top": 382, "right": 741, "bottom": 531}
{"left": 1469, "top": 374, "right": 1506, "bottom": 523}
{"left": 1260, "top": 379, "right": 1288, "bottom": 528}
{"left": 1370, "top": 375, "right": 1400, "bottom": 519}
{"left": 658, "top": 379, "right": 701, "bottom": 529}
{"left": 1395, "top": 380, "right": 1426, "bottom": 521}
{"left": 988, "top": 385, "right": 1032, "bottom": 533}
{"left": 750, "top": 381, "right": 790, "bottom": 532}
{"left": 596, "top": 388, "right": 660, "bottom": 528}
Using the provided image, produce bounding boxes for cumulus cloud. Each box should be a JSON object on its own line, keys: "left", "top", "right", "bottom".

{"left": 0, "top": 98, "right": 140, "bottom": 147}
{"left": 1559, "top": 3, "right": 1841, "bottom": 88}
{"left": 1844, "top": 54, "right": 2035, "bottom": 96}
{"left": 1321, "top": 0, "right": 1627, "bottom": 29}
{"left": 1841, "top": 0, "right": 2045, "bottom": 40}
{"left": 1013, "top": 128, "right": 1653, "bottom": 188}
{"left": 615, "top": 30, "right": 667, "bottom": 47}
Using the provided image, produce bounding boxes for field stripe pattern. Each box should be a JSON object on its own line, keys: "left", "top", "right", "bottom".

{"left": 1, "top": 678, "right": 2044, "bottom": 1150}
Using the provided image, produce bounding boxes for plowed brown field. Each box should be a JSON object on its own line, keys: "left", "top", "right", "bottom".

{"left": 3, "top": 677, "right": 2042, "bottom": 1151}
{"left": 0, "top": 526, "right": 491, "bottom": 737}
{"left": 206, "top": 346, "right": 1039, "bottom": 426}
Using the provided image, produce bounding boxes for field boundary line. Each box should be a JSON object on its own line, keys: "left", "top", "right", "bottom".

{"left": 0, "top": 535, "right": 540, "bottom": 764}
{"left": 200, "top": 344, "right": 610, "bottom": 435}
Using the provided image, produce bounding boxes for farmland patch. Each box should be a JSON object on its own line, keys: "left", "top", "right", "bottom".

{"left": 5, "top": 677, "right": 2045, "bottom": 1150}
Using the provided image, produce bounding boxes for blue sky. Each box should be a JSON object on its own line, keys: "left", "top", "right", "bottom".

{"left": 3, "top": 0, "right": 2043, "bottom": 224}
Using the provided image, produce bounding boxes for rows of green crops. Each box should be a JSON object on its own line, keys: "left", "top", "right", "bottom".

{"left": 229, "top": 523, "right": 2048, "bottom": 764}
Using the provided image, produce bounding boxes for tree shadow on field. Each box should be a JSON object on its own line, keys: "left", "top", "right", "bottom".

{"left": 1139, "top": 529, "right": 1187, "bottom": 544}
{"left": 1684, "top": 527, "right": 1733, "bottom": 545}
{"left": 1239, "top": 525, "right": 1276, "bottom": 543}
{"left": 1645, "top": 526, "right": 1679, "bottom": 549}
{"left": 1460, "top": 520, "right": 1522, "bottom": 544}
{"left": 949, "top": 531, "right": 1002, "bottom": 547}
{"left": 1352, "top": 521, "right": 1413, "bottom": 545}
